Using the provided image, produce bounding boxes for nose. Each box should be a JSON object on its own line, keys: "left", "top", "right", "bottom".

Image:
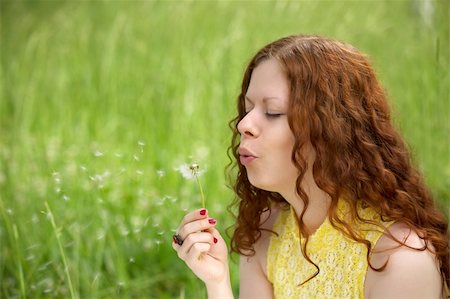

{"left": 237, "top": 111, "right": 259, "bottom": 138}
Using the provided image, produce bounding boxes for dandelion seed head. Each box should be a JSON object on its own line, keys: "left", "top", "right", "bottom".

{"left": 156, "top": 169, "right": 165, "bottom": 177}
{"left": 175, "top": 163, "right": 204, "bottom": 180}
{"left": 190, "top": 163, "right": 199, "bottom": 175}
{"left": 128, "top": 257, "right": 135, "bottom": 263}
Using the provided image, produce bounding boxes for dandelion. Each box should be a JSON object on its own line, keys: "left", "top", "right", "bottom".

{"left": 191, "top": 164, "right": 206, "bottom": 208}
{"left": 175, "top": 163, "right": 206, "bottom": 208}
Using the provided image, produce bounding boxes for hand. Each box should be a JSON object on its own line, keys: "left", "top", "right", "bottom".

{"left": 172, "top": 208, "right": 229, "bottom": 285}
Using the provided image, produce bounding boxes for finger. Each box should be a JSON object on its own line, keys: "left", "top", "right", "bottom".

{"left": 177, "top": 217, "right": 217, "bottom": 241}
{"left": 176, "top": 231, "right": 216, "bottom": 259}
{"left": 185, "top": 242, "right": 212, "bottom": 264}
{"left": 179, "top": 208, "right": 208, "bottom": 228}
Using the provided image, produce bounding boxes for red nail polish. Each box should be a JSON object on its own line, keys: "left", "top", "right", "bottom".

{"left": 213, "top": 237, "right": 218, "bottom": 244}
{"left": 208, "top": 218, "right": 216, "bottom": 224}
{"left": 200, "top": 209, "right": 207, "bottom": 216}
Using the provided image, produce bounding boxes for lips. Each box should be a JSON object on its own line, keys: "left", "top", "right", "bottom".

{"left": 238, "top": 147, "right": 257, "bottom": 165}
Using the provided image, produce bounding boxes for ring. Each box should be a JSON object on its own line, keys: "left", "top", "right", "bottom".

{"left": 173, "top": 234, "right": 184, "bottom": 246}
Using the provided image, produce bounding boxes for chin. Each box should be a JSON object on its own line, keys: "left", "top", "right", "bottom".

{"left": 248, "top": 176, "right": 278, "bottom": 193}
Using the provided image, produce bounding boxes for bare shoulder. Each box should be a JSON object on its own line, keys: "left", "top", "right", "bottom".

{"left": 365, "top": 222, "right": 443, "bottom": 299}
{"left": 242, "top": 203, "right": 284, "bottom": 273}
{"left": 238, "top": 204, "right": 284, "bottom": 299}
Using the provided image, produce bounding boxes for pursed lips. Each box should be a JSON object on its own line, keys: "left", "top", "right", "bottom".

{"left": 238, "top": 147, "right": 257, "bottom": 165}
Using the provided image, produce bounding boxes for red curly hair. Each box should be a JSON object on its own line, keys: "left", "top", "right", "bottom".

{"left": 228, "top": 35, "right": 449, "bottom": 289}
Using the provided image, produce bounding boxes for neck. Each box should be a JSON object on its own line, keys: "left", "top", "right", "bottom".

{"left": 280, "top": 171, "right": 331, "bottom": 235}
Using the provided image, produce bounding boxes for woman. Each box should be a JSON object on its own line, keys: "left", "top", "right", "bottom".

{"left": 172, "top": 35, "right": 449, "bottom": 298}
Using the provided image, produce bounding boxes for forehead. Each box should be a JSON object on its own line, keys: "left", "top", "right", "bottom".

{"left": 245, "top": 59, "right": 290, "bottom": 103}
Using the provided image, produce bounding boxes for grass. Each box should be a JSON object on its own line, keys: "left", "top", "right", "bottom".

{"left": 1, "top": 0, "right": 448, "bottom": 298}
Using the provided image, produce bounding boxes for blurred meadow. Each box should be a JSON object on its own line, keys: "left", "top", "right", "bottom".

{"left": 0, "top": 0, "right": 449, "bottom": 298}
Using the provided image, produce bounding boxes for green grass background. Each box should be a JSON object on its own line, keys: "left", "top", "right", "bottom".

{"left": 1, "top": 0, "right": 449, "bottom": 298}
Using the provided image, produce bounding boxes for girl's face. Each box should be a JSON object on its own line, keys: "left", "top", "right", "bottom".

{"left": 237, "top": 58, "right": 299, "bottom": 194}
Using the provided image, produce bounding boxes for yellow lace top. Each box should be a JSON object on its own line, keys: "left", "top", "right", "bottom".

{"left": 267, "top": 200, "right": 392, "bottom": 298}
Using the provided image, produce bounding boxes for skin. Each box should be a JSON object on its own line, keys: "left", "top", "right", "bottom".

{"left": 173, "top": 59, "right": 443, "bottom": 299}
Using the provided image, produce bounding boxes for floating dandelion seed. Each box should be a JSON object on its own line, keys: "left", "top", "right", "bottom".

{"left": 156, "top": 169, "right": 165, "bottom": 177}
{"left": 138, "top": 141, "right": 145, "bottom": 153}
{"left": 93, "top": 150, "right": 104, "bottom": 157}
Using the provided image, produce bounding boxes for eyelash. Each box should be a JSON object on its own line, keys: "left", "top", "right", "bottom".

{"left": 265, "top": 113, "right": 283, "bottom": 118}
{"left": 243, "top": 109, "right": 283, "bottom": 119}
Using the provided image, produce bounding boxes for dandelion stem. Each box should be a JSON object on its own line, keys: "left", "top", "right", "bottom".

{"left": 45, "top": 201, "right": 77, "bottom": 299}
{"left": 189, "top": 163, "right": 206, "bottom": 208}
{"left": 195, "top": 175, "right": 206, "bottom": 208}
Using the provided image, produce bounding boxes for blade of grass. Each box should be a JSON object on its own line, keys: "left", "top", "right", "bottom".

{"left": 44, "top": 201, "right": 77, "bottom": 299}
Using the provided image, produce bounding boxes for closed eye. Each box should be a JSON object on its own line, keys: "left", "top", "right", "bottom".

{"left": 265, "top": 113, "right": 284, "bottom": 118}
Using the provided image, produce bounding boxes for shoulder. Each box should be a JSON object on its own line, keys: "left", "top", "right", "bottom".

{"left": 241, "top": 203, "right": 284, "bottom": 267}
{"left": 239, "top": 204, "right": 284, "bottom": 299}
{"left": 365, "top": 222, "right": 443, "bottom": 299}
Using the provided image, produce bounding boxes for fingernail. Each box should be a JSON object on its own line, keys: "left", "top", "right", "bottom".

{"left": 200, "top": 209, "right": 207, "bottom": 216}
{"left": 213, "top": 237, "right": 218, "bottom": 244}
{"left": 208, "top": 218, "right": 216, "bottom": 225}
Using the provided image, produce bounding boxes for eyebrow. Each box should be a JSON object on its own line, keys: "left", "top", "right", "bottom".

{"left": 244, "top": 96, "right": 286, "bottom": 104}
